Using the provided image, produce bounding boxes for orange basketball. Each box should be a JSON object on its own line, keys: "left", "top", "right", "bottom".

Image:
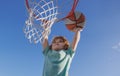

{"left": 65, "top": 11, "right": 85, "bottom": 31}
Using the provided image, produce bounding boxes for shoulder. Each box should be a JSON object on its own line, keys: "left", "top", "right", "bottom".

{"left": 65, "top": 47, "right": 75, "bottom": 57}
{"left": 43, "top": 46, "right": 50, "bottom": 55}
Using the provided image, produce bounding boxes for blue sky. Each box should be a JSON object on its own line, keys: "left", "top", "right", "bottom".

{"left": 0, "top": 0, "right": 120, "bottom": 76}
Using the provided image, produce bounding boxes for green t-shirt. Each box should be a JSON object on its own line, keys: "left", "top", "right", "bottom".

{"left": 42, "top": 46, "right": 75, "bottom": 76}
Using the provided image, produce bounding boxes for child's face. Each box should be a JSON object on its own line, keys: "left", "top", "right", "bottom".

{"left": 51, "top": 38, "right": 65, "bottom": 51}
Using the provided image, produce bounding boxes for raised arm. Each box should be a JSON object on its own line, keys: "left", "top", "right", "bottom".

{"left": 42, "top": 20, "right": 50, "bottom": 49}
{"left": 71, "top": 28, "right": 82, "bottom": 51}
{"left": 42, "top": 35, "right": 49, "bottom": 49}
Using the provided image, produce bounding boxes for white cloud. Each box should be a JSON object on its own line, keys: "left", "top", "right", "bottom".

{"left": 118, "top": 42, "right": 120, "bottom": 46}
{"left": 112, "top": 42, "right": 120, "bottom": 51}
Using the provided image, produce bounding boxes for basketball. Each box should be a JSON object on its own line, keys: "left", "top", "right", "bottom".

{"left": 65, "top": 11, "right": 85, "bottom": 31}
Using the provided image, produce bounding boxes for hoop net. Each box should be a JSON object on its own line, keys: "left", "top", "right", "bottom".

{"left": 24, "top": 0, "right": 79, "bottom": 44}
{"left": 24, "top": 0, "right": 58, "bottom": 43}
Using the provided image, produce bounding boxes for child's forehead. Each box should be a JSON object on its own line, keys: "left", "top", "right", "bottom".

{"left": 52, "top": 36, "right": 66, "bottom": 42}
{"left": 54, "top": 38, "right": 63, "bottom": 41}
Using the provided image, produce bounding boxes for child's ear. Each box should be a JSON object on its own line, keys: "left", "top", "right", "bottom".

{"left": 64, "top": 45, "right": 69, "bottom": 50}
{"left": 49, "top": 45, "right": 52, "bottom": 50}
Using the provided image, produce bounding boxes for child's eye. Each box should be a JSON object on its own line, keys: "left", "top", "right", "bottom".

{"left": 59, "top": 40, "right": 64, "bottom": 42}
{"left": 60, "top": 41, "right": 63, "bottom": 42}
{"left": 52, "top": 39, "right": 64, "bottom": 43}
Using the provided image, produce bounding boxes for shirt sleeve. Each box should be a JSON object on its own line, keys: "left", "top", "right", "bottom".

{"left": 66, "top": 47, "right": 75, "bottom": 57}
{"left": 43, "top": 46, "right": 49, "bottom": 56}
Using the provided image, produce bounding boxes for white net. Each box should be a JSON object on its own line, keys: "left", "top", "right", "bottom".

{"left": 24, "top": 0, "right": 58, "bottom": 43}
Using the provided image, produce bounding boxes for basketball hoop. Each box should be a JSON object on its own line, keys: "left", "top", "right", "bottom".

{"left": 23, "top": 0, "right": 80, "bottom": 44}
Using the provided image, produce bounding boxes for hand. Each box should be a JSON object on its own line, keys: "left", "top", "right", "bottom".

{"left": 72, "top": 27, "right": 83, "bottom": 32}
